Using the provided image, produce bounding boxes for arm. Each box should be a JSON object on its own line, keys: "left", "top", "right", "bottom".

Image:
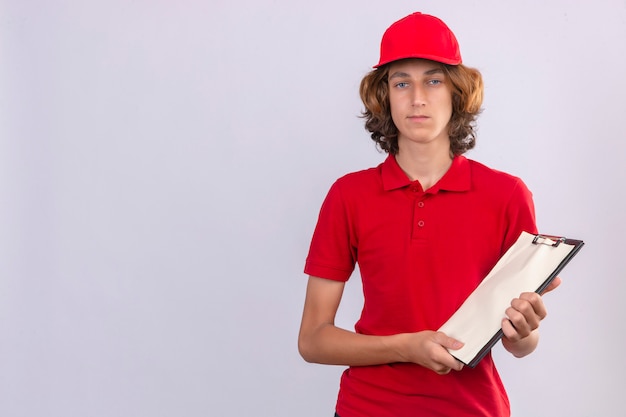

{"left": 501, "top": 277, "right": 561, "bottom": 357}
{"left": 298, "top": 276, "right": 465, "bottom": 374}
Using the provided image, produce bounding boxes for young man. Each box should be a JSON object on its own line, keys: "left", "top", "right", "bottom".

{"left": 298, "top": 12, "right": 560, "bottom": 417}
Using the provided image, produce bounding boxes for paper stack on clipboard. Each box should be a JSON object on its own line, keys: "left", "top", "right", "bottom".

{"left": 438, "top": 231, "right": 584, "bottom": 368}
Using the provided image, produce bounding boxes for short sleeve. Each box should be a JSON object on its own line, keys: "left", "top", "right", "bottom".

{"left": 501, "top": 178, "right": 538, "bottom": 254}
{"left": 304, "top": 180, "right": 357, "bottom": 282}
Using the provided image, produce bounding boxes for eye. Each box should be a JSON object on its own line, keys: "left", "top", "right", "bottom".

{"left": 395, "top": 82, "right": 409, "bottom": 89}
{"left": 427, "top": 79, "right": 443, "bottom": 86}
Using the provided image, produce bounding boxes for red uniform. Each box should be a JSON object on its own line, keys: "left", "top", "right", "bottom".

{"left": 305, "top": 154, "right": 537, "bottom": 417}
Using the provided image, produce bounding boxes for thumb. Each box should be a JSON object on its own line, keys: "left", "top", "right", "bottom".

{"left": 435, "top": 332, "right": 464, "bottom": 350}
{"left": 540, "top": 276, "right": 562, "bottom": 295}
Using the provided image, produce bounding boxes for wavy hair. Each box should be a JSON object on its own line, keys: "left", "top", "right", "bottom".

{"left": 359, "top": 61, "right": 484, "bottom": 155}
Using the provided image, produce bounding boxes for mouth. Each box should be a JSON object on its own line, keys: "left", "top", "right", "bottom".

{"left": 408, "top": 115, "right": 429, "bottom": 122}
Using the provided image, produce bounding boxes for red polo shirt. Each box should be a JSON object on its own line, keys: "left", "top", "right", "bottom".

{"left": 305, "top": 154, "right": 537, "bottom": 417}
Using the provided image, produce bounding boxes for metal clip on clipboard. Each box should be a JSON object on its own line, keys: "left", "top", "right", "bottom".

{"left": 532, "top": 234, "right": 566, "bottom": 247}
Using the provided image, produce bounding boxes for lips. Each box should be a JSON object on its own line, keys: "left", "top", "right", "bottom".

{"left": 408, "top": 115, "right": 429, "bottom": 122}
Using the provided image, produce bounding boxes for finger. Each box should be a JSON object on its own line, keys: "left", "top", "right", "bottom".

{"left": 432, "top": 355, "right": 463, "bottom": 373}
{"left": 540, "top": 276, "right": 562, "bottom": 295}
{"left": 434, "top": 366, "right": 452, "bottom": 375}
{"left": 501, "top": 318, "right": 521, "bottom": 342}
{"left": 505, "top": 305, "right": 534, "bottom": 337}
{"left": 435, "top": 361, "right": 464, "bottom": 375}
{"left": 432, "top": 333, "right": 465, "bottom": 372}
{"left": 434, "top": 332, "right": 464, "bottom": 350}
{"left": 518, "top": 292, "right": 547, "bottom": 320}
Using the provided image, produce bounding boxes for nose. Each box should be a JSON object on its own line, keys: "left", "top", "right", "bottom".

{"left": 411, "top": 85, "right": 426, "bottom": 106}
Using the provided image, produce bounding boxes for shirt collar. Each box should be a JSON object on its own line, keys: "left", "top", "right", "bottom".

{"left": 381, "top": 154, "right": 471, "bottom": 193}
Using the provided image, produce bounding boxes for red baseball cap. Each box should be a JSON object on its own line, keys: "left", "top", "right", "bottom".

{"left": 374, "top": 12, "right": 462, "bottom": 68}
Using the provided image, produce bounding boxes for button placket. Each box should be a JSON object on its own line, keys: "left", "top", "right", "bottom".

{"left": 417, "top": 199, "right": 425, "bottom": 227}
{"left": 413, "top": 198, "right": 427, "bottom": 238}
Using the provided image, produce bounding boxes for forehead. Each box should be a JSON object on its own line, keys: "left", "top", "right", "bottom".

{"left": 388, "top": 58, "right": 444, "bottom": 77}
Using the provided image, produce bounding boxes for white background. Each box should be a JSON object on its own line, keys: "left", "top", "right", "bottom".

{"left": 1, "top": 1, "right": 625, "bottom": 416}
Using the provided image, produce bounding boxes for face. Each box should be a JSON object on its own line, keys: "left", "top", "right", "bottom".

{"left": 387, "top": 59, "right": 453, "bottom": 151}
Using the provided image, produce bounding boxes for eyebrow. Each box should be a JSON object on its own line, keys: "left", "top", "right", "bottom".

{"left": 389, "top": 68, "right": 444, "bottom": 79}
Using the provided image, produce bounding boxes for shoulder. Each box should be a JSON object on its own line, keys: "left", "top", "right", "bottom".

{"left": 318, "top": 163, "right": 385, "bottom": 215}
{"left": 465, "top": 158, "right": 534, "bottom": 209}
{"left": 467, "top": 158, "right": 529, "bottom": 191}
{"left": 330, "top": 164, "right": 383, "bottom": 194}
{"left": 336, "top": 164, "right": 381, "bottom": 184}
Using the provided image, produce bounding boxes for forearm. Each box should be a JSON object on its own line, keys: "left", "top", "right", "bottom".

{"left": 501, "top": 329, "right": 539, "bottom": 358}
{"left": 299, "top": 323, "right": 407, "bottom": 366}
{"left": 298, "top": 276, "right": 463, "bottom": 372}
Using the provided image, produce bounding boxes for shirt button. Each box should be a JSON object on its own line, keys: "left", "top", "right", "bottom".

{"left": 417, "top": 201, "right": 425, "bottom": 208}
{"left": 417, "top": 220, "right": 425, "bottom": 227}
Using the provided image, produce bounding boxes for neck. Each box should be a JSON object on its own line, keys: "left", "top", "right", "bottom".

{"left": 395, "top": 141, "right": 453, "bottom": 190}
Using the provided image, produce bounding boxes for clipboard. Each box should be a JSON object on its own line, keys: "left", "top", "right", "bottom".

{"left": 437, "top": 231, "right": 584, "bottom": 368}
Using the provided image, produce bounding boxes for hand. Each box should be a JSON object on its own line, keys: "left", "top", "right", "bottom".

{"left": 501, "top": 291, "right": 546, "bottom": 342}
{"left": 502, "top": 275, "right": 562, "bottom": 342}
{"left": 501, "top": 277, "right": 562, "bottom": 357}
{"left": 397, "top": 331, "right": 464, "bottom": 375}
